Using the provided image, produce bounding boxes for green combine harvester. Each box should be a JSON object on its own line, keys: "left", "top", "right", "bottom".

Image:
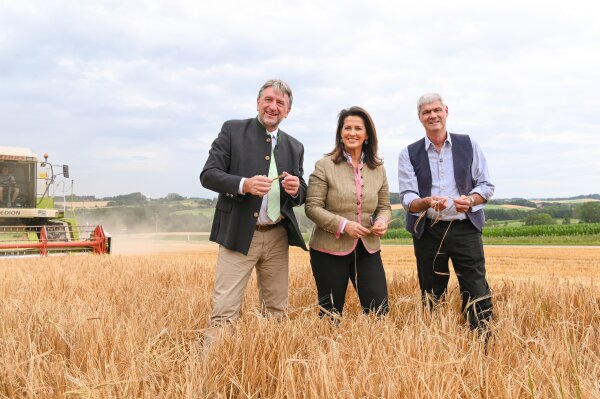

{"left": 0, "top": 146, "right": 111, "bottom": 256}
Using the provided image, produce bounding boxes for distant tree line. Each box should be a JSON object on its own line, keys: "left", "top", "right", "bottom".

{"left": 532, "top": 194, "right": 600, "bottom": 201}
{"left": 488, "top": 198, "right": 537, "bottom": 208}
{"left": 487, "top": 201, "right": 600, "bottom": 225}
{"left": 75, "top": 205, "right": 213, "bottom": 233}
{"left": 71, "top": 192, "right": 600, "bottom": 232}
{"left": 576, "top": 202, "right": 600, "bottom": 223}
{"left": 390, "top": 197, "right": 600, "bottom": 226}
{"left": 72, "top": 192, "right": 218, "bottom": 207}
{"left": 70, "top": 194, "right": 98, "bottom": 201}
{"left": 105, "top": 192, "right": 148, "bottom": 206}
{"left": 73, "top": 193, "right": 216, "bottom": 233}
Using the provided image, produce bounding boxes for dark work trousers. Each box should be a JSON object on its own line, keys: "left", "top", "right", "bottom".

{"left": 413, "top": 218, "right": 493, "bottom": 329}
{"left": 310, "top": 239, "right": 389, "bottom": 317}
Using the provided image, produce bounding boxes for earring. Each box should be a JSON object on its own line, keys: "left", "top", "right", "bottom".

{"left": 364, "top": 139, "right": 369, "bottom": 145}
{"left": 339, "top": 138, "right": 343, "bottom": 143}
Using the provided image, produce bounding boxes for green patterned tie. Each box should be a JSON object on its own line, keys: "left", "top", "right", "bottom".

{"left": 267, "top": 139, "right": 280, "bottom": 222}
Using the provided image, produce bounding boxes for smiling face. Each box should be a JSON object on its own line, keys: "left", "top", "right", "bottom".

{"left": 341, "top": 115, "right": 367, "bottom": 153}
{"left": 418, "top": 100, "right": 448, "bottom": 135}
{"left": 256, "top": 86, "right": 291, "bottom": 131}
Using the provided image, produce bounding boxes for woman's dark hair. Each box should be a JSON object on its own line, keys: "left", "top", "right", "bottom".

{"left": 326, "top": 106, "right": 383, "bottom": 169}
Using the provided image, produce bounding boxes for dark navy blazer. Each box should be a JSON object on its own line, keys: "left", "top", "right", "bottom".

{"left": 201, "top": 118, "right": 307, "bottom": 255}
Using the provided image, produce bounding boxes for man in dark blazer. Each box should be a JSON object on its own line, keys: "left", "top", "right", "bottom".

{"left": 200, "top": 79, "right": 307, "bottom": 346}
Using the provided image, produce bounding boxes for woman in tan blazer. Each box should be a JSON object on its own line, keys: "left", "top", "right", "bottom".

{"left": 305, "top": 106, "right": 392, "bottom": 317}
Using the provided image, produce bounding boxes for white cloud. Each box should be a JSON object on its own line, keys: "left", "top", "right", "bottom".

{"left": 1, "top": 0, "right": 599, "bottom": 198}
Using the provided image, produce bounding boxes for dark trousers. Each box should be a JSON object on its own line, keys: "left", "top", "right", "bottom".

{"left": 310, "top": 240, "right": 389, "bottom": 317}
{"left": 413, "top": 218, "right": 493, "bottom": 329}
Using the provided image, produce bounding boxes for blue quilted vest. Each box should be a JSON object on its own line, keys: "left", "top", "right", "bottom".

{"left": 405, "top": 133, "right": 485, "bottom": 239}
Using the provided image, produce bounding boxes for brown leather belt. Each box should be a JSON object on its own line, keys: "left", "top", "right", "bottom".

{"left": 255, "top": 222, "right": 282, "bottom": 232}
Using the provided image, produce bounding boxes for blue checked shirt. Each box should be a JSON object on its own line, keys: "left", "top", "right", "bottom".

{"left": 398, "top": 134, "right": 495, "bottom": 221}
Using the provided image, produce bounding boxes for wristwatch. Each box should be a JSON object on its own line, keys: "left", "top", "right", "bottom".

{"left": 467, "top": 195, "right": 475, "bottom": 209}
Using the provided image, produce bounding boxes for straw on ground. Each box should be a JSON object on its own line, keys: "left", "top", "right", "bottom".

{"left": 0, "top": 246, "right": 599, "bottom": 398}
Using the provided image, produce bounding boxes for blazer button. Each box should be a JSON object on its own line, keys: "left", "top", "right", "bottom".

{"left": 265, "top": 155, "right": 270, "bottom": 161}
{"left": 357, "top": 201, "right": 360, "bottom": 205}
{"left": 266, "top": 138, "right": 271, "bottom": 142}
{"left": 253, "top": 212, "right": 259, "bottom": 218}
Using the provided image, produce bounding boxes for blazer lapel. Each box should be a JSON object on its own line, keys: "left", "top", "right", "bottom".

{"left": 275, "top": 130, "right": 288, "bottom": 174}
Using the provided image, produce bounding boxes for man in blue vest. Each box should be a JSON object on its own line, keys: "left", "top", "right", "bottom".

{"left": 398, "top": 93, "right": 495, "bottom": 331}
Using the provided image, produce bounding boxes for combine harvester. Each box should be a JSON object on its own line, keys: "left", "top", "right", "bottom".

{"left": 0, "top": 146, "right": 111, "bottom": 257}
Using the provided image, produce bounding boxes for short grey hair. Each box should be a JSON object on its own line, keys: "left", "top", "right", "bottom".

{"left": 417, "top": 93, "right": 445, "bottom": 114}
{"left": 258, "top": 79, "right": 293, "bottom": 108}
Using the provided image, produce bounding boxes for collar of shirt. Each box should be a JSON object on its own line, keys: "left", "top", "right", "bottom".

{"left": 424, "top": 132, "right": 452, "bottom": 152}
{"left": 266, "top": 128, "right": 279, "bottom": 147}
{"left": 342, "top": 149, "right": 365, "bottom": 166}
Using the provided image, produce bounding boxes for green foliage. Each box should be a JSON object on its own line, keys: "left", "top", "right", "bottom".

{"left": 480, "top": 234, "right": 600, "bottom": 245}
{"left": 384, "top": 223, "right": 600, "bottom": 240}
{"left": 292, "top": 205, "right": 314, "bottom": 233}
{"left": 106, "top": 192, "right": 148, "bottom": 206}
{"left": 483, "top": 223, "right": 600, "bottom": 237}
{"left": 70, "top": 194, "right": 97, "bottom": 201}
{"left": 382, "top": 234, "right": 600, "bottom": 245}
{"left": 535, "top": 194, "right": 600, "bottom": 201}
{"left": 485, "top": 208, "right": 530, "bottom": 221}
{"left": 383, "top": 228, "right": 412, "bottom": 239}
{"left": 75, "top": 203, "right": 213, "bottom": 233}
{"left": 576, "top": 202, "right": 600, "bottom": 223}
{"left": 534, "top": 203, "right": 574, "bottom": 218}
{"left": 485, "top": 219, "right": 499, "bottom": 227}
{"left": 70, "top": 192, "right": 600, "bottom": 240}
{"left": 488, "top": 198, "right": 537, "bottom": 208}
{"left": 388, "top": 209, "right": 406, "bottom": 229}
{"left": 189, "top": 197, "right": 218, "bottom": 207}
{"left": 486, "top": 200, "right": 575, "bottom": 220}
{"left": 524, "top": 213, "right": 556, "bottom": 226}
{"left": 165, "top": 193, "right": 184, "bottom": 201}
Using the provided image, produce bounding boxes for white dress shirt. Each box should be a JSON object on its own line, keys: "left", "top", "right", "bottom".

{"left": 238, "top": 128, "right": 281, "bottom": 225}
{"left": 398, "top": 133, "right": 495, "bottom": 221}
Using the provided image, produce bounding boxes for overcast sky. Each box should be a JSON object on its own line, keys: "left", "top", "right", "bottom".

{"left": 2, "top": 1, "right": 599, "bottom": 200}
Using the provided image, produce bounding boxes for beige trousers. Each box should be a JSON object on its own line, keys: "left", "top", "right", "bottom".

{"left": 209, "top": 225, "right": 289, "bottom": 328}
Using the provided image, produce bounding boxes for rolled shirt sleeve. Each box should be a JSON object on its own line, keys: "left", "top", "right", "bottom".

{"left": 398, "top": 147, "right": 421, "bottom": 215}
{"left": 469, "top": 139, "right": 495, "bottom": 212}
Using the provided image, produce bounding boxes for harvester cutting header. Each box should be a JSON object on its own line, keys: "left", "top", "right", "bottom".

{"left": 0, "top": 146, "right": 111, "bottom": 256}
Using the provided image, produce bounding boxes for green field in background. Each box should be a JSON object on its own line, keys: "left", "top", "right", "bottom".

{"left": 382, "top": 223, "right": 600, "bottom": 246}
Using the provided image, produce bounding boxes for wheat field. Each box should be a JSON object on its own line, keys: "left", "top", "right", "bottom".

{"left": 1, "top": 244, "right": 599, "bottom": 398}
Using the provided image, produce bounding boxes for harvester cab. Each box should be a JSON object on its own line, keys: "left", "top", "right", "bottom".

{"left": 0, "top": 146, "right": 111, "bottom": 257}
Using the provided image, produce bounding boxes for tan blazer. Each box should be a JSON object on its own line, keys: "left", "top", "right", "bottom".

{"left": 305, "top": 155, "right": 392, "bottom": 254}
